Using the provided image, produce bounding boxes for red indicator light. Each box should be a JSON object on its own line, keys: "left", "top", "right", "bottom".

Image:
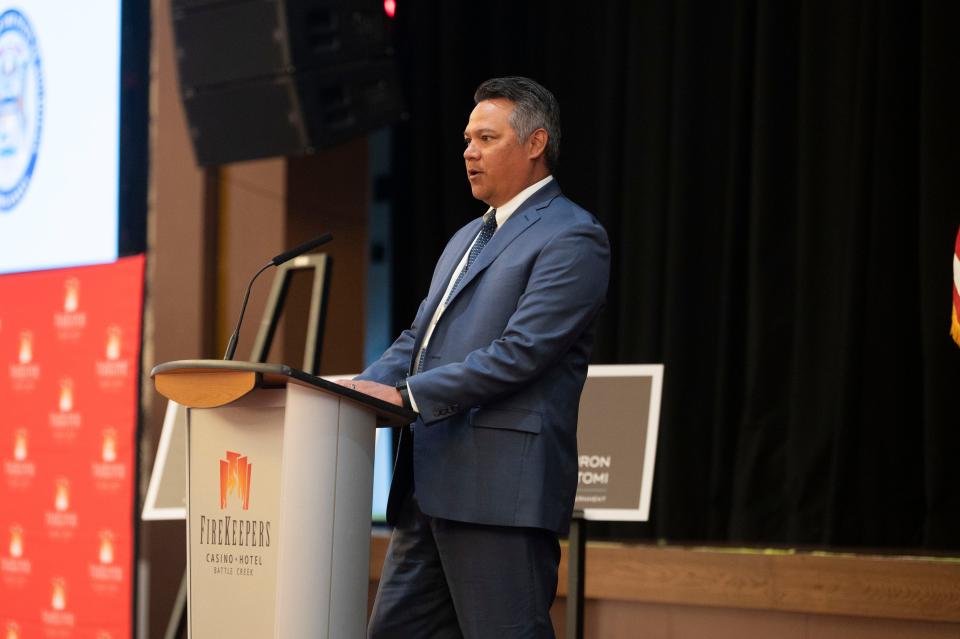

{"left": 384, "top": 0, "right": 396, "bottom": 18}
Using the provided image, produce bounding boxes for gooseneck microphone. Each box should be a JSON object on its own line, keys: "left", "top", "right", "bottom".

{"left": 270, "top": 232, "right": 334, "bottom": 267}
{"left": 222, "top": 233, "right": 333, "bottom": 361}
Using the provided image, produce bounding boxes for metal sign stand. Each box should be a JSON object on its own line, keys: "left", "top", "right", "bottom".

{"left": 563, "top": 365, "right": 666, "bottom": 639}
{"left": 566, "top": 511, "right": 586, "bottom": 639}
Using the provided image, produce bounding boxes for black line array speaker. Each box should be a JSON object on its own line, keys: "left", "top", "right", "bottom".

{"left": 171, "top": 0, "right": 403, "bottom": 165}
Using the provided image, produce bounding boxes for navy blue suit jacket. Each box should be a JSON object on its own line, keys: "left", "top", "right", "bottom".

{"left": 359, "top": 180, "right": 610, "bottom": 534}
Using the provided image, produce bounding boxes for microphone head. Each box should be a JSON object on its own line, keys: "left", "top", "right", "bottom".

{"left": 271, "top": 232, "right": 333, "bottom": 266}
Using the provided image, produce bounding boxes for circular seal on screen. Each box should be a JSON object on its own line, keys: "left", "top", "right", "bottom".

{"left": 0, "top": 9, "right": 43, "bottom": 212}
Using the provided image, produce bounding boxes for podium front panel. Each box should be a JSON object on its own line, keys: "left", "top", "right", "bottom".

{"left": 186, "top": 391, "right": 286, "bottom": 638}
{"left": 274, "top": 383, "right": 376, "bottom": 638}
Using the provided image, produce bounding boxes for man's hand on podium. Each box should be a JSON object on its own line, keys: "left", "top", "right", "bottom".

{"left": 336, "top": 379, "right": 403, "bottom": 407}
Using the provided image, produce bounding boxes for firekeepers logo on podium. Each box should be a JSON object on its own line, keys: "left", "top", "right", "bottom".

{"left": 0, "top": 9, "right": 43, "bottom": 212}
{"left": 199, "top": 451, "right": 271, "bottom": 551}
{"left": 220, "top": 450, "right": 252, "bottom": 511}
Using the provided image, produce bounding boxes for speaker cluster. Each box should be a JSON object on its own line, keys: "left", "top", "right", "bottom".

{"left": 172, "top": 0, "right": 403, "bottom": 165}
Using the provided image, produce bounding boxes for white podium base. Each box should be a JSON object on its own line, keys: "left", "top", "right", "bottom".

{"left": 185, "top": 384, "right": 376, "bottom": 639}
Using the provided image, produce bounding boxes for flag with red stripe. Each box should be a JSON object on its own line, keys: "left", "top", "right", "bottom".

{"left": 952, "top": 226, "right": 960, "bottom": 347}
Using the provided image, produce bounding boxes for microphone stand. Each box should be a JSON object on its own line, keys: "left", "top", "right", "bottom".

{"left": 222, "top": 233, "right": 333, "bottom": 361}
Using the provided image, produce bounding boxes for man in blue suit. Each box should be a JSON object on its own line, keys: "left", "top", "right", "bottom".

{"left": 347, "top": 76, "right": 610, "bottom": 638}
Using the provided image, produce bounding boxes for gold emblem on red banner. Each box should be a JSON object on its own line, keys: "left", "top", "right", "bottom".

{"left": 63, "top": 278, "right": 79, "bottom": 313}
{"left": 54, "top": 478, "right": 69, "bottom": 512}
{"left": 220, "top": 451, "right": 253, "bottom": 510}
{"left": 101, "top": 428, "right": 117, "bottom": 463}
{"left": 12, "top": 429, "right": 27, "bottom": 462}
{"left": 17, "top": 331, "right": 31, "bottom": 364}
{"left": 92, "top": 427, "right": 125, "bottom": 485}
{"left": 5, "top": 427, "right": 35, "bottom": 487}
{"left": 49, "top": 379, "right": 81, "bottom": 438}
{"left": 50, "top": 578, "right": 66, "bottom": 611}
{"left": 96, "top": 325, "right": 129, "bottom": 386}
{"left": 105, "top": 325, "right": 121, "bottom": 361}
{"left": 54, "top": 277, "right": 88, "bottom": 338}
{"left": 8, "top": 526, "right": 23, "bottom": 559}
{"left": 58, "top": 378, "right": 73, "bottom": 413}
{"left": 98, "top": 530, "right": 114, "bottom": 565}
{"left": 9, "top": 332, "right": 40, "bottom": 390}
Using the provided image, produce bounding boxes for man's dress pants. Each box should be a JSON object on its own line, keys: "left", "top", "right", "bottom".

{"left": 368, "top": 490, "right": 560, "bottom": 639}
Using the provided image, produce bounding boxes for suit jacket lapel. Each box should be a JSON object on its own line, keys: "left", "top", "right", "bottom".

{"left": 408, "top": 218, "right": 483, "bottom": 371}
{"left": 408, "top": 181, "right": 563, "bottom": 372}
{"left": 443, "top": 180, "right": 561, "bottom": 309}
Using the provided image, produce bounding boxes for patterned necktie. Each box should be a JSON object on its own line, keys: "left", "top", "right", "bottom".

{"left": 415, "top": 210, "right": 498, "bottom": 373}
{"left": 445, "top": 210, "right": 498, "bottom": 305}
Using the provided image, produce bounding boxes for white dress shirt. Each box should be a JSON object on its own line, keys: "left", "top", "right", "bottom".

{"left": 407, "top": 175, "right": 554, "bottom": 412}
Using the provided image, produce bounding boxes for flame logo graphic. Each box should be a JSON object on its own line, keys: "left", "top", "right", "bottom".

{"left": 6, "top": 622, "right": 19, "bottom": 639}
{"left": 98, "top": 530, "right": 114, "bottom": 565}
{"left": 17, "top": 331, "right": 31, "bottom": 364}
{"left": 8, "top": 525, "right": 23, "bottom": 558}
{"left": 51, "top": 578, "right": 66, "bottom": 611}
{"left": 12, "top": 428, "right": 27, "bottom": 461}
{"left": 54, "top": 478, "right": 69, "bottom": 512}
{"left": 58, "top": 379, "right": 73, "bottom": 412}
{"left": 105, "top": 325, "right": 121, "bottom": 361}
{"left": 219, "top": 451, "right": 252, "bottom": 510}
{"left": 101, "top": 429, "right": 117, "bottom": 463}
{"left": 63, "top": 278, "right": 79, "bottom": 313}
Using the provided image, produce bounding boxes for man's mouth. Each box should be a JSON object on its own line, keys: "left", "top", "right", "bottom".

{"left": 468, "top": 169, "right": 482, "bottom": 178}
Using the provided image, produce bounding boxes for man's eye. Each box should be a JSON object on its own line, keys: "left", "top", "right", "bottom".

{"left": 480, "top": 136, "right": 492, "bottom": 142}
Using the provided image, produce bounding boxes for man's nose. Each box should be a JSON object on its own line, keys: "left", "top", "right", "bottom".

{"left": 464, "top": 142, "right": 479, "bottom": 160}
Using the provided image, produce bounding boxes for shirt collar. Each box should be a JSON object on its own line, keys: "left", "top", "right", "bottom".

{"left": 486, "top": 175, "right": 554, "bottom": 229}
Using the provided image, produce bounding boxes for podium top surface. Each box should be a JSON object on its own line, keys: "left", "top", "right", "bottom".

{"left": 151, "top": 359, "right": 416, "bottom": 427}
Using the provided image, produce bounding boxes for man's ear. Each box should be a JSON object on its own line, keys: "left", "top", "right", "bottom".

{"left": 527, "top": 128, "right": 548, "bottom": 160}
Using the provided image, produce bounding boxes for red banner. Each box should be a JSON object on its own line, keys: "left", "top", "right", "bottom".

{"left": 1, "top": 256, "right": 144, "bottom": 639}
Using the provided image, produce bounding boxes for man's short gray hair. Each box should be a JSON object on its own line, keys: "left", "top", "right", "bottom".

{"left": 474, "top": 76, "right": 561, "bottom": 172}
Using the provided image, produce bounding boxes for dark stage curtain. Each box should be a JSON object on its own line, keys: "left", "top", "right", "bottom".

{"left": 386, "top": 0, "right": 960, "bottom": 550}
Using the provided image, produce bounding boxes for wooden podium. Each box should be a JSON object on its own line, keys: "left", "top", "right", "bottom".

{"left": 151, "top": 360, "right": 414, "bottom": 639}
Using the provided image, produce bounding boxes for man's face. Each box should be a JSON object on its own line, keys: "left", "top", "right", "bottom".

{"left": 463, "top": 98, "right": 534, "bottom": 208}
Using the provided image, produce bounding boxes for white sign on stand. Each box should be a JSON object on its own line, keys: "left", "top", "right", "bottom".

{"left": 574, "top": 364, "right": 664, "bottom": 522}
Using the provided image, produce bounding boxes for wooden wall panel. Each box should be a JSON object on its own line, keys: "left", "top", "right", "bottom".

{"left": 369, "top": 534, "right": 960, "bottom": 638}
